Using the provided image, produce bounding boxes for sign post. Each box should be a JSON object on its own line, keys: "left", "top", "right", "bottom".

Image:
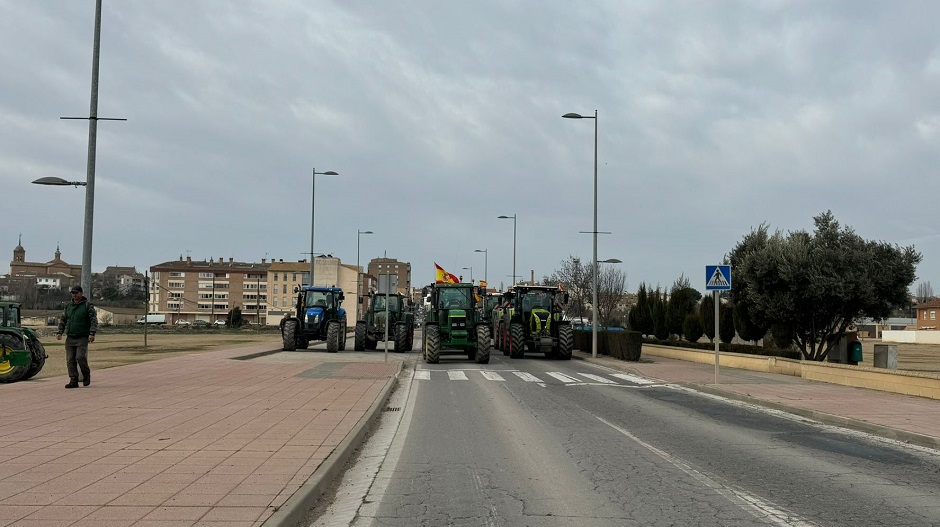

{"left": 378, "top": 273, "right": 399, "bottom": 364}
{"left": 705, "top": 265, "right": 732, "bottom": 384}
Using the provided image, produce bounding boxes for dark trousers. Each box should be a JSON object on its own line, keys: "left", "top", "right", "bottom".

{"left": 65, "top": 336, "right": 90, "bottom": 383}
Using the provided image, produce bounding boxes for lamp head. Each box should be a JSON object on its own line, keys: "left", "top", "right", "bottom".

{"left": 562, "top": 113, "right": 584, "bottom": 119}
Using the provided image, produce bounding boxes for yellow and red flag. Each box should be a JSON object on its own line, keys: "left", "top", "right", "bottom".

{"left": 435, "top": 263, "right": 459, "bottom": 284}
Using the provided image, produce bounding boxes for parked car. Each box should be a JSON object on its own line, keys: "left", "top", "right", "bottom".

{"left": 174, "top": 319, "right": 191, "bottom": 326}
{"left": 213, "top": 319, "right": 227, "bottom": 326}
{"left": 192, "top": 320, "right": 209, "bottom": 327}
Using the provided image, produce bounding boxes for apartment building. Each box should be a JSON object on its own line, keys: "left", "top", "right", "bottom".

{"left": 264, "top": 256, "right": 359, "bottom": 328}
{"left": 149, "top": 256, "right": 268, "bottom": 325}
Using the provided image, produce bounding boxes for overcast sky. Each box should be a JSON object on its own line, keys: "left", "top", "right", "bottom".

{"left": 3, "top": 1, "right": 940, "bottom": 294}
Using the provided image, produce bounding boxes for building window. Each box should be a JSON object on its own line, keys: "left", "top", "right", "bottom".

{"left": 273, "top": 274, "right": 278, "bottom": 281}
{"left": 167, "top": 302, "right": 180, "bottom": 310}
{"left": 932, "top": 311, "right": 936, "bottom": 321}
{"left": 282, "top": 273, "right": 287, "bottom": 281}
{"left": 168, "top": 282, "right": 185, "bottom": 289}
{"left": 199, "top": 272, "right": 213, "bottom": 278}
{"left": 169, "top": 272, "right": 185, "bottom": 277}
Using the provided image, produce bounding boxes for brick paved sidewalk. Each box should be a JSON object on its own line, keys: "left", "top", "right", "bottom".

{"left": 0, "top": 343, "right": 400, "bottom": 527}
{"left": 575, "top": 350, "right": 940, "bottom": 449}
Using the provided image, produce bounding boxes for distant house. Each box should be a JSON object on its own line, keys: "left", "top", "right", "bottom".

{"left": 101, "top": 266, "right": 145, "bottom": 295}
{"left": 914, "top": 300, "right": 940, "bottom": 330}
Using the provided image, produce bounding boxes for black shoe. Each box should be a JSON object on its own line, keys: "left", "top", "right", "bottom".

{"left": 82, "top": 376, "right": 90, "bottom": 387}
{"left": 65, "top": 382, "right": 79, "bottom": 389}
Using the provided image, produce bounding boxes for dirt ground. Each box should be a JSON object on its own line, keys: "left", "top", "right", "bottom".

{"left": 856, "top": 339, "right": 940, "bottom": 372}
{"left": 29, "top": 330, "right": 282, "bottom": 381}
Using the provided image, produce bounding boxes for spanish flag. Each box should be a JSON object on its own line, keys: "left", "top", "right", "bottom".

{"left": 435, "top": 263, "right": 460, "bottom": 284}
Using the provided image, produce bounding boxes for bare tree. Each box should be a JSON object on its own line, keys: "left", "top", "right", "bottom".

{"left": 916, "top": 281, "right": 934, "bottom": 303}
{"left": 596, "top": 265, "right": 628, "bottom": 327}
{"left": 549, "top": 256, "right": 591, "bottom": 321}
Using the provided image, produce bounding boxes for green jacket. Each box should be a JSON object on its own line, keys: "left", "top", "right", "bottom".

{"left": 57, "top": 297, "right": 98, "bottom": 338}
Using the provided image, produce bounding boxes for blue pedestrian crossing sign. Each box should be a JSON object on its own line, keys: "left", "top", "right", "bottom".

{"left": 705, "top": 265, "right": 731, "bottom": 291}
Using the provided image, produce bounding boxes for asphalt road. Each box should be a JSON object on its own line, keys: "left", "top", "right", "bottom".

{"left": 311, "top": 341, "right": 940, "bottom": 526}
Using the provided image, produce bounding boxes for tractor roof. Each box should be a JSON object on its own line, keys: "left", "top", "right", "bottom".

{"left": 433, "top": 283, "right": 474, "bottom": 289}
{"left": 298, "top": 286, "right": 343, "bottom": 293}
{"left": 512, "top": 285, "right": 562, "bottom": 292}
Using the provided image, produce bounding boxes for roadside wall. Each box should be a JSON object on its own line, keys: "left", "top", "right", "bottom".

{"left": 881, "top": 330, "right": 940, "bottom": 344}
{"left": 644, "top": 344, "right": 940, "bottom": 401}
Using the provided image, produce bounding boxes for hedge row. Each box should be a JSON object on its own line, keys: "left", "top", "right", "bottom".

{"left": 573, "top": 329, "right": 643, "bottom": 361}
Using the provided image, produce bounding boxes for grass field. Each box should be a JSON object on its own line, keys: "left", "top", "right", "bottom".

{"left": 30, "top": 330, "right": 282, "bottom": 380}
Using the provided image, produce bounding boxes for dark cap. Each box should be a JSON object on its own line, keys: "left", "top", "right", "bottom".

{"left": 70, "top": 285, "right": 83, "bottom": 293}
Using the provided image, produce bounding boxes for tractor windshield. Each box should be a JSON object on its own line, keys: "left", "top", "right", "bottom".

{"left": 304, "top": 291, "right": 334, "bottom": 308}
{"left": 521, "top": 290, "right": 552, "bottom": 312}
{"left": 438, "top": 288, "right": 472, "bottom": 310}
{"left": 372, "top": 295, "right": 401, "bottom": 312}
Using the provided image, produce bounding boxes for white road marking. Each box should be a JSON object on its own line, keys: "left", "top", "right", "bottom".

{"left": 545, "top": 372, "right": 580, "bottom": 383}
{"left": 480, "top": 371, "right": 506, "bottom": 381}
{"left": 413, "top": 370, "right": 430, "bottom": 380}
{"left": 513, "top": 372, "right": 542, "bottom": 383}
{"left": 610, "top": 373, "right": 656, "bottom": 385}
{"left": 595, "top": 415, "right": 817, "bottom": 527}
{"left": 447, "top": 371, "right": 468, "bottom": 381}
{"left": 576, "top": 373, "right": 617, "bottom": 384}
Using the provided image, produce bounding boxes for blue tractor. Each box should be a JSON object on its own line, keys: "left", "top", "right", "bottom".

{"left": 279, "top": 286, "right": 348, "bottom": 352}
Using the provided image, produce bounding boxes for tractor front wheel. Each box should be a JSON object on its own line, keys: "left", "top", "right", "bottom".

{"left": 355, "top": 322, "right": 367, "bottom": 351}
{"left": 0, "top": 334, "right": 28, "bottom": 383}
{"left": 339, "top": 318, "right": 348, "bottom": 351}
{"left": 475, "top": 325, "right": 491, "bottom": 364}
{"left": 326, "top": 321, "right": 341, "bottom": 353}
{"left": 394, "top": 323, "right": 409, "bottom": 353}
{"left": 23, "top": 338, "right": 47, "bottom": 380}
{"left": 281, "top": 320, "right": 297, "bottom": 351}
{"left": 424, "top": 324, "right": 440, "bottom": 364}
{"left": 509, "top": 323, "right": 525, "bottom": 359}
{"left": 556, "top": 324, "right": 573, "bottom": 360}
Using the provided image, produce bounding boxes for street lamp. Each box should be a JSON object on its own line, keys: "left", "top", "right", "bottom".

{"left": 462, "top": 266, "right": 473, "bottom": 283}
{"left": 33, "top": 0, "right": 125, "bottom": 295}
{"left": 356, "top": 229, "right": 374, "bottom": 321}
{"left": 497, "top": 215, "right": 516, "bottom": 287}
{"left": 563, "top": 110, "right": 601, "bottom": 358}
{"left": 309, "top": 168, "right": 339, "bottom": 286}
{"left": 474, "top": 249, "right": 487, "bottom": 288}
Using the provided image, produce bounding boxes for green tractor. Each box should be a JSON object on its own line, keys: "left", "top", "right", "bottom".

{"left": 0, "top": 302, "right": 48, "bottom": 383}
{"left": 423, "top": 283, "right": 490, "bottom": 364}
{"left": 495, "top": 285, "right": 572, "bottom": 360}
{"left": 482, "top": 292, "right": 503, "bottom": 326}
{"left": 354, "top": 292, "right": 414, "bottom": 352}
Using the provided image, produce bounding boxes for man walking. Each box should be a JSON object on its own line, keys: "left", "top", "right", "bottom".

{"left": 56, "top": 285, "right": 98, "bottom": 388}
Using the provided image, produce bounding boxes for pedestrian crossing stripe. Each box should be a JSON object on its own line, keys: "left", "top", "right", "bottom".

{"left": 412, "top": 369, "right": 660, "bottom": 387}
{"left": 576, "top": 373, "right": 617, "bottom": 384}
{"left": 513, "top": 372, "right": 542, "bottom": 383}
{"left": 545, "top": 372, "right": 579, "bottom": 383}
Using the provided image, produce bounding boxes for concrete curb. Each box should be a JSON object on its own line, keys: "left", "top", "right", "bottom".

{"left": 261, "top": 360, "right": 404, "bottom": 527}
{"left": 573, "top": 353, "right": 940, "bottom": 451}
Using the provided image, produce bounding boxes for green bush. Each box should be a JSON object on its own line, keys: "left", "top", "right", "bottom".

{"left": 643, "top": 336, "right": 801, "bottom": 360}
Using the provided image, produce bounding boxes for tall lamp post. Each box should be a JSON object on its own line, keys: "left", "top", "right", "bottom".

{"left": 497, "top": 215, "right": 516, "bottom": 287}
{"left": 34, "top": 0, "right": 125, "bottom": 294}
{"left": 462, "top": 266, "right": 473, "bottom": 283}
{"left": 356, "top": 229, "right": 374, "bottom": 321}
{"left": 309, "top": 168, "right": 339, "bottom": 286}
{"left": 474, "top": 249, "right": 487, "bottom": 288}
{"left": 563, "top": 110, "right": 600, "bottom": 357}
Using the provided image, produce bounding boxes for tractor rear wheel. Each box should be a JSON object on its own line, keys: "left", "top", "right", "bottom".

{"left": 23, "top": 339, "right": 47, "bottom": 380}
{"left": 509, "top": 323, "right": 525, "bottom": 359}
{"left": 394, "top": 323, "right": 408, "bottom": 352}
{"left": 0, "top": 334, "right": 28, "bottom": 383}
{"left": 326, "top": 321, "right": 341, "bottom": 353}
{"left": 406, "top": 327, "right": 415, "bottom": 351}
{"left": 424, "top": 324, "right": 440, "bottom": 364}
{"left": 475, "top": 325, "right": 491, "bottom": 364}
{"left": 281, "top": 320, "right": 297, "bottom": 351}
{"left": 354, "top": 322, "right": 367, "bottom": 351}
{"left": 556, "top": 325, "right": 573, "bottom": 360}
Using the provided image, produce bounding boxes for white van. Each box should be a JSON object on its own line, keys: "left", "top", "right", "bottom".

{"left": 136, "top": 314, "right": 167, "bottom": 325}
